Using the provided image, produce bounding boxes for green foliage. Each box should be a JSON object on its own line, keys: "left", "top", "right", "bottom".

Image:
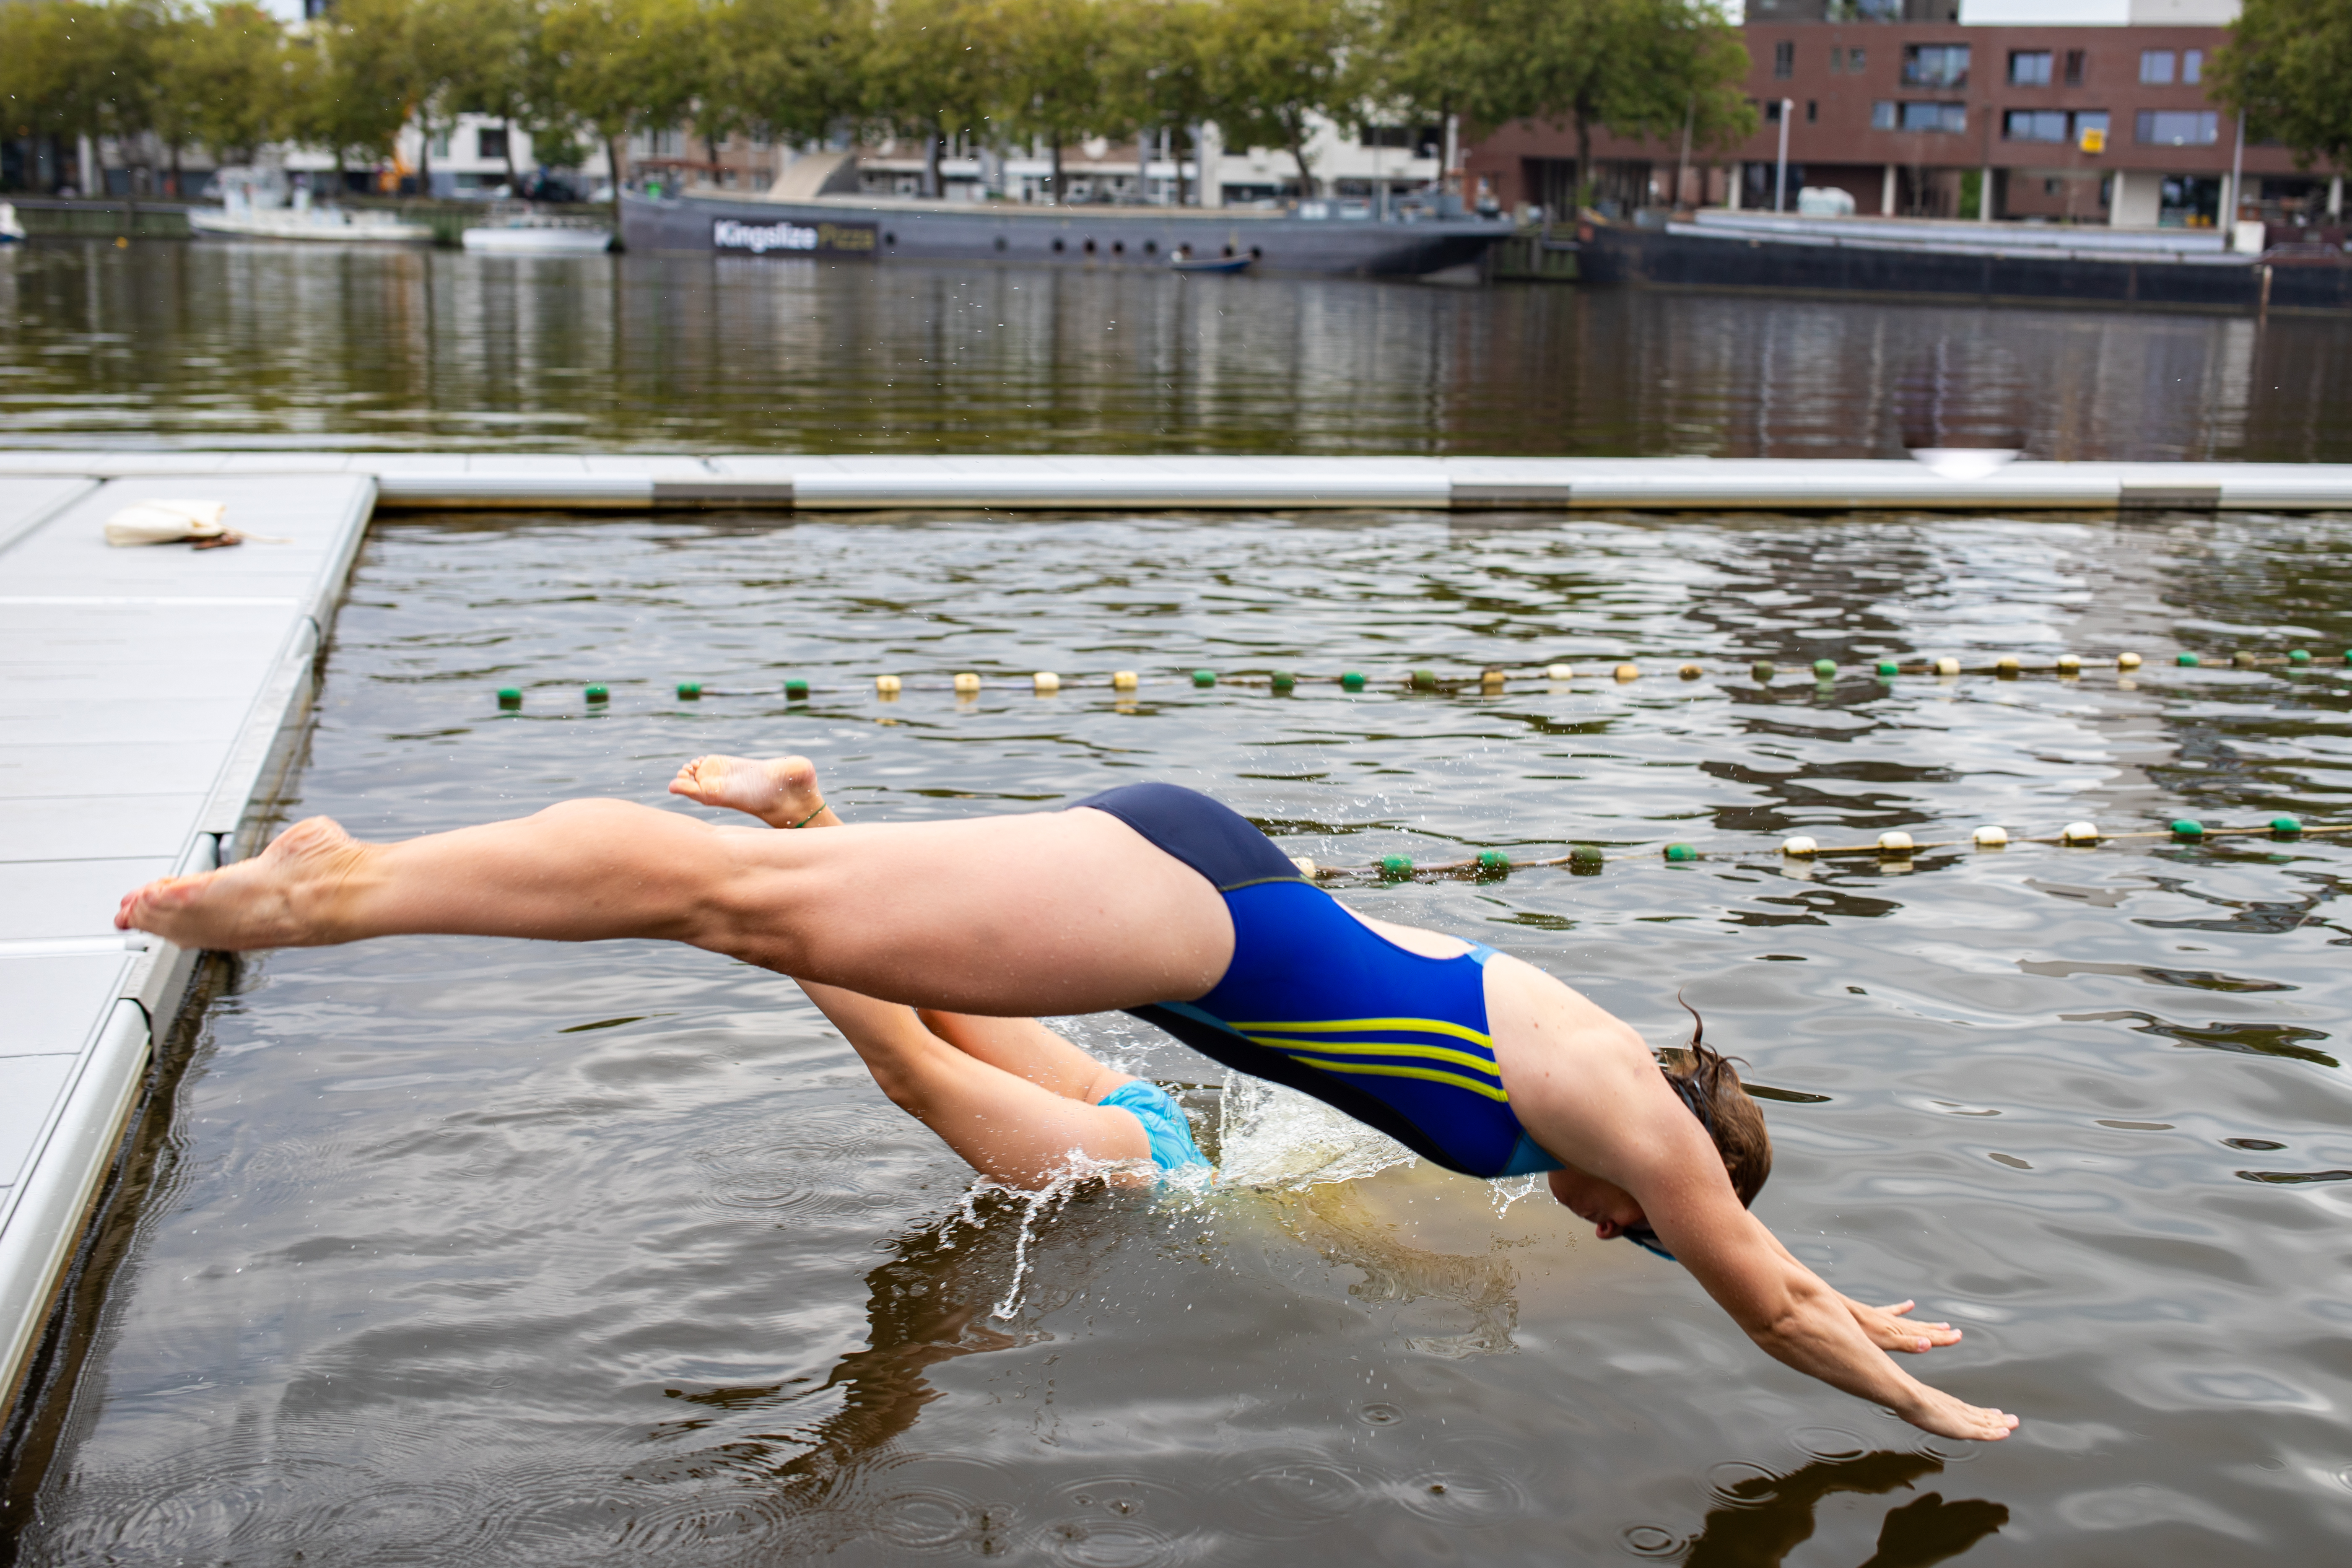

{"left": 0, "top": 0, "right": 143, "bottom": 148}
{"left": 2213, "top": 0, "right": 2352, "bottom": 170}
{"left": 1205, "top": 0, "right": 1366, "bottom": 197}
{"left": 1458, "top": 0, "right": 1752, "bottom": 205}
{"left": 176, "top": 4, "right": 301, "bottom": 166}
{"left": 2, "top": 0, "right": 1762, "bottom": 205}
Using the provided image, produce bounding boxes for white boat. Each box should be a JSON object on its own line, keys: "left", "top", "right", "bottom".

{"left": 189, "top": 171, "right": 434, "bottom": 245}
{"left": 461, "top": 215, "right": 611, "bottom": 255}
{"left": 0, "top": 203, "right": 25, "bottom": 244}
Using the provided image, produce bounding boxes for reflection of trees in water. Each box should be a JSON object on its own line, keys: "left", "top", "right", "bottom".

{"left": 1269, "top": 1184, "right": 1521, "bottom": 1358}
{"left": 633, "top": 1186, "right": 1132, "bottom": 1503}
{"left": 1669, "top": 1450, "right": 2008, "bottom": 1568}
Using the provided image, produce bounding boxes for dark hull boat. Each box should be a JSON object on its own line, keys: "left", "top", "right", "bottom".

{"left": 618, "top": 190, "right": 1505, "bottom": 277}
{"left": 1575, "top": 212, "right": 2352, "bottom": 316}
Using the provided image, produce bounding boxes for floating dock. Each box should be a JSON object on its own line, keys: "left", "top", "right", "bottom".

{"left": 3, "top": 452, "right": 2352, "bottom": 512}
{"left": 0, "top": 469, "right": 372, "bottom": 1412}
{"left": 3, "top": 446, "right": 2351, "bottom": 1411}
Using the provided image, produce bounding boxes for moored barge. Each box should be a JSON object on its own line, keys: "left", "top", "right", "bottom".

{"left": 1576, "top": 209, "right": 2352, "bottom": 315}
{"left": 618, "top": 189, "right": 1507, "bottom": 277}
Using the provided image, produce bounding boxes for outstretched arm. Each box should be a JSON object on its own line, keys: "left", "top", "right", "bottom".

{"left": 1617, "top": 1118, "right": 2015, "bottom": 1442}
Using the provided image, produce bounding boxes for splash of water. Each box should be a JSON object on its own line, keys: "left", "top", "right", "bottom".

{"left": 940, "top": 1149, "right": 1157, "bottom": 1321}
{"left": 1215, "top": 1072, "right": 1419, "bottom": 1190}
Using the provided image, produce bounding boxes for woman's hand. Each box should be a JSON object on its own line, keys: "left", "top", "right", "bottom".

{"left": 1899, "top": 1384, "right": 2020, "bottom": 1442}
{"left": 1843, "top": 1296, "right": 1962, "bottom": 1355}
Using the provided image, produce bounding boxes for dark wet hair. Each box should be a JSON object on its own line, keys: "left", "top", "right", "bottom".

{"left": 1660, "top": 997, "right": 1772, "bottom": 1208}
{"left": 1619, "top": 1002, "right": 1773, "bottom": 1262}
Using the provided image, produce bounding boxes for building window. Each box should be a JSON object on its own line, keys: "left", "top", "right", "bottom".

{"left": 2137, "top": 109, "right": 2219, "bottom": 146}
{"left": 429, "top": 130, "right": 450, "bottom": 159}
{"left": 2005, "top": 109, "right": 2109, "bottom": 148}
{"left": 2183, "top": 49, "right": 2202, "bottom": 84}
{"left": 1807, "top": 100, "right": 1817, "bottom": 122}
{"left": 1774, "top": 39, "right": 1794, "bottom": 78}
{"left": 2064, "top": 49, "right": 2085, "bottom": 86}
{"left": 1765, "top": 99, "right": 1783, "bottom": 122}
{"left": 1848, "top": 47, "right": 1866, "bottom": 72}
{"left": 1829, "top": 46, "right": 1842, "bottom": 73}
{"left": 476, "top": 126, "right": 508, "bottom": 161}
{"left": 1874, "top": 101, "right": 1966, "bottom": 134}
{"left": 2140, "top": 50, "right": 2175, "bottom": 85}
{"left": 650, "top": 127, "right": 683, "bottom": 157}
{"left": 1901, "top": 44, "right": 1969, "bottom": 89}
{"left": 2009, "top": 51, "right": 2051, "bottom": 87}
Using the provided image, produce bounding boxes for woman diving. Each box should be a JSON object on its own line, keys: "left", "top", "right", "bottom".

{"left": 114, "top": 755, "right": 2016, "bottom": 1443}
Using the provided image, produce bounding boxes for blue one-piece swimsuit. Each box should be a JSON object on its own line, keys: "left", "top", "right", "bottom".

{"left": 1072, "top": 783, "right": 1564, "bottom": 1180}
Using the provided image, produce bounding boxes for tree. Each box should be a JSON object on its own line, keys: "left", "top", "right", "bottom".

{"left": 301, "top": 0, "right": 436, "bottom": 185}
{"left": 1112, "top": 0, "right": 1218, "bottom": 204}
{"left": 707, "top": 0, "right": 873, "bottom": 192}
{"left": 542, "top": 0, "right": 706, "bottom": 211}
{"left": 1459, "top": 0, "right": 1752, "bottom": 212}
{"left": 2212, "top": 0, "right": 2352, "bottom": 171}
{"left": 986, "top": 0, "right": 1127, "bottom": 202}
{"left": 440, "top": 0, "right": 540, "bottom": 191}
{"left": 867, "top": 0, "right": 994, "bottom": 198}
{"left": 1207, "top": 0, "right": 1366, "bottom": 200}
{"left": 176, "top": 4, "right": 299, "bottom": 176}
{"left": 0, "top": 0, "right": 142, "bottom": 193}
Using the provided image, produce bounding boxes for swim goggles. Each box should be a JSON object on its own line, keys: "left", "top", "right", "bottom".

{"left": 1620, "top": 1222, "right": 1678, "bottom": 1264}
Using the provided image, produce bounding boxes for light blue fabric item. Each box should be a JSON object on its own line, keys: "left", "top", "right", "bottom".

{"left": 1098, "top": 1080, "right": 1210, "bottom": 1173}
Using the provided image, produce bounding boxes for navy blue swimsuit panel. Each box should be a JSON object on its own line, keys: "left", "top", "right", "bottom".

{"left": 1070, "top": 784, "right": 1562, "bottom": 1180}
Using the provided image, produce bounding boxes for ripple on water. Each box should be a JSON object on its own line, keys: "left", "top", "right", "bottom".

{"left": 1619, "top": 1522, "right": 1684, "bottom": 1558}
{"left": 57, "top": 1446, "right": 354, "bottom": 1560}
{"left": 855, "top": 1454, "right": 1031, "bottom": 1556}
{"left": 1789, "top": 1425, "right": 1871, "bottom": 1460}
{"left": 1213, "top": 1447, "right": 1378, "bottom": 1537}
{"left": 1390, "top": 1438, "right": 1534, "bottom": 1528}
{"left": 1036, "top": 1474, "right": 1204, "bottom": 1566}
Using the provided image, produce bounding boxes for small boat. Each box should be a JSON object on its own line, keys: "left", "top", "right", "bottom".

{"left": 190, "top": 172, "right": 433, "bottom": 245}
{"left": 1170, "top": 252, "right": 1251, "bottom": 274}
{"left": 461, "top": 213, "right": 612, "bottom": 255}
{"left": 0, "top": 203, "right": 24, "bottom": 244}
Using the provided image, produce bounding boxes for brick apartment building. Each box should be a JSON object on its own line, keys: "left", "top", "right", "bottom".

{"left": 1464, "top": 0, "right": 2346, "bottom": 230}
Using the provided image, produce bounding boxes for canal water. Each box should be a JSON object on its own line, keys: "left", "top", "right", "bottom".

{"left": 7, "top": 507, "right": 2348, "bottom": 1564}
{"left": 7, "top": 242, "right": 2352, "bottom": 459}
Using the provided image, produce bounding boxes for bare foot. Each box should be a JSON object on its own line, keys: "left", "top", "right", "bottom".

{"left": 668, "top": 754, "right": 836, "bottom": 829}
{"left": 115, "top": 815, "right": 372, "bottom": 951}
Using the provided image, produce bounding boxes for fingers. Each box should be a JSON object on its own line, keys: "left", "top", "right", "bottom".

{"left": 1905, "top": 1395, "right": 2020, "bottom": 1442}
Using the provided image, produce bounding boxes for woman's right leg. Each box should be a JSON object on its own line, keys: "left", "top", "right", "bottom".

{"left": 797, "top": 981, "right": 1152, "bottom": 1186}
{"left": 664, "top": 753, "right": 1154, "bottom": 1186}
{"left": 116, "top": 784, "right": 1233, "bottom": 1018}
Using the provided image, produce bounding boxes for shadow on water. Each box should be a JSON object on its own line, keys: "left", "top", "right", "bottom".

{"left": 620, "top": 1187, "right": 1131, "bottom": 1550}
{"left": 1630, "top": 1451, "right": 2009, "bottom": 1568}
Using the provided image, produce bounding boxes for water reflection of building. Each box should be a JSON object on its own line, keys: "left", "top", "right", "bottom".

{"left": 1469, "top": 1, "right": 2344, "bottom": 232}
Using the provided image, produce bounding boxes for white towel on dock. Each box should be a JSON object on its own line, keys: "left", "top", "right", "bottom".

{"left": 104, "top": 499, "right": 230, "bottom": 546}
